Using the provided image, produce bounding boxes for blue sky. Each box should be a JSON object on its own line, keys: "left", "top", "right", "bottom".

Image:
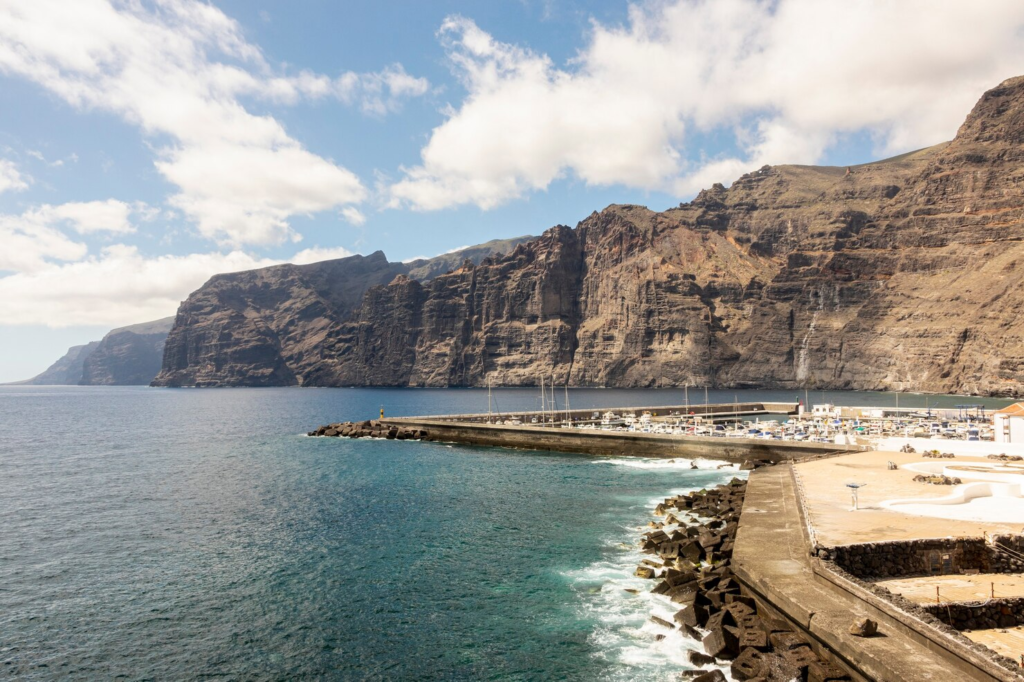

{"left": 1, "top": 0, "right": 1023, "bottom": 381}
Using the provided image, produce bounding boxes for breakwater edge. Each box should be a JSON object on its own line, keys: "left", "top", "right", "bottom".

{"left": 636, "top": 474, "right": 851, "bottom": 681}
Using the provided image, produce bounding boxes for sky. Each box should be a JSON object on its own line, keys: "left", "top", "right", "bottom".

{"left": 2, "top": 0, "right": 1024, "bottom": 382}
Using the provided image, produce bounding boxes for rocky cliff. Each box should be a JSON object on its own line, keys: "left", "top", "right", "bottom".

{"left": 153, "top": 76, "right": 1024, "bottom": 396}
{"left": 15, "top": 341, "right": 101, "bottom": 385}
{"left": 16, "top": 317, "right": 174, "bottom": 385}
{"left": 79, "top": 317, "right": 175, "bottom": 385}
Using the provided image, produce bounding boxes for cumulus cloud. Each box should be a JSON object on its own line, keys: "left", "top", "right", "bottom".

{"left": 0, "top": 246, "right": 279, "bottom": 326}
{"left": 0, "top": 242, "right": 360, "bottom": 327}
{"left": 29, "top": 199, "right": 137, "bottom": 235}
{"left": 390, "top": 1, "right": 1024, "bottom": 210}
{"left": 0, "top": 200, "right": 149, "bottom": 272}
{"left": 340, "top": 206, "right": 367, "bottom": 226}
{"left": 0, "top": 214, "right": 86, "bottom": 273}
{"left": 0, "top": 0, "right": 427, "bottom": 245}
{"left": 291, "top": 246, "right": 356, "bottom": 264}
{"left": 0, "top": 158, "right": 28, "bottom": 193}
{"left": 335, "top": 64, "right": 432, "bottom": 116}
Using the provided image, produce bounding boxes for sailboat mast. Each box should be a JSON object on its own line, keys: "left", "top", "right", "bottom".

{"left": 550, "top": 374, "right": 556, "bottom": 423}
{"left": 540, "top": 375, "right": 545, "bottom": 425}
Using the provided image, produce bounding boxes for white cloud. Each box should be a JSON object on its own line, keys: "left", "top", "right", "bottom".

{"left": 0, "top": 242, "right": 361, "bottom": 327}
{"left": 291, "top": 246, "right": 356, "bottom": 264}
{"left": 30, "top": 199, "right": 137, "bottom": 234}
{"left": 0, "top": 199, "right": 147, "bottom": 272}
{"left": 0, "top": 214, "right": 86, "bottom": 273}
{"left": 263, "top": 64, "right": 431, "bottom": 115}
{"left": 0, "top": 246, "right": 279, "bottom": 327}
{"left": 336, "top": 64, "right": 431, "bottom": 116}
{"left": 0, "top": 0, "right": 428, "bottom": 245}
{"left": 25, "top": 149, "right": 74, "bottom": 167}
{"left": 390, "top": 2, "right": 1024, "bottom": 210}
{"left": 0, "top": 158, "right": 28, "bottom": 193}
{"left": 340, "top": 206, "right": 367, "bottom": 226}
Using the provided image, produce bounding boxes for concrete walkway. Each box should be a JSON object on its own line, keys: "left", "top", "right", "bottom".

{"left": 733, "top": 464, "right": 1014, "bottom": 681}
{"left": 795, "top": 451, "right": 1022, "bottom": 545}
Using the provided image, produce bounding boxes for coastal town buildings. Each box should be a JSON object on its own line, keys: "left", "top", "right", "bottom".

{"left": 994, "top": 403, "right": 1024, "bottom": 443}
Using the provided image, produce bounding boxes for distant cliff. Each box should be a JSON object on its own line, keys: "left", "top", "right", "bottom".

{"left": 18, "top": 341, "right": 101, "bottom": 385}
{"left": 16, "top": 318, "right": 174, "bottom": 386}
{"left": 153, "top": 238, "right": 534, "bottom": 387}
{"left": 154, "top": 76, "right": 1024, "bottom": 396}
{"left": 79, "top": 317, "right": 176, "bottom": 385}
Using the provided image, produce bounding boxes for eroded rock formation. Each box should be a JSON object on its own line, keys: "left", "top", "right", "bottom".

{"left": 154, "top": 76, "right": 1024, "bottom": 396}
{"left": 79, "top": 317, "right": 175, "bottom": 385}
{"left": 14, "top": 317, "right": 174, "bottom": 386}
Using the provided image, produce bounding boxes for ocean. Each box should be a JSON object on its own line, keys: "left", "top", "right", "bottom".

{"left": 0, "top": 387, "right": 1011, "bottom": 680}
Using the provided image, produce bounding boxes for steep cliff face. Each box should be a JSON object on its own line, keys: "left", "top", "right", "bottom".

{"left": 14, "top": 341, "right": 101, "bottom": 385}
{"left": 153, "top": 241, "right": 535, "bottom": 387}
{"left": 154, "top": 76, "right": 1024, "bottom": 396}
{"left": 79, "top": 317, "right": 175, "bottom": 385}
{"left": 13, "top": 317, "right": 173, "bottom": 386}
{"left": 709, "top": 76, "right": 1024, "bottom": 395}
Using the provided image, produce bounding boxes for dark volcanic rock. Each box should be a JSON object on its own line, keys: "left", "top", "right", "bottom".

{"left": 13, "top": 316, "right": 173, "bottom": 386}
{"left": 80, "top": 317, "right": 174, "bottom": 385}
{"left": 156, "top": 76, "right": 1024, "bottom": 394}
{"left": 14, "top": 341, "right": 100, "bottom": 385}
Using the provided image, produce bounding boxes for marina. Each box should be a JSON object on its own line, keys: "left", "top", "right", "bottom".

{"left": 308, "top": 391, "right": 1024, "bottom": 680}
{"left": 364, "top": 398, "right": 1001, "bottom": 464}
{"left": 375, "top": 401, "right": 859, "bottom": 463}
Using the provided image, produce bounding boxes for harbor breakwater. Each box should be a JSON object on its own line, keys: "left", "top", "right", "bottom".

{"left": 307, "top": 411, "right": 1024, "bottom": 680}
{"left": 636, "top": 477, "right": 852, "bottom": 681}
{"left": 307, "top": 417, "right": 858, "bottom": 464}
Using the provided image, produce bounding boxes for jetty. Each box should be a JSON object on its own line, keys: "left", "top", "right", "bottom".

{"left": 309, "top": 401, "right": 863, "bottom": 463}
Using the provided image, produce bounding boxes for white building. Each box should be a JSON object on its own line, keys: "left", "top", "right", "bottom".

{"left": 811, "top": 403, "right": 839, "bottom": 418}
{"left": 994, "top": 403, "right": 1024, "bottom": 443}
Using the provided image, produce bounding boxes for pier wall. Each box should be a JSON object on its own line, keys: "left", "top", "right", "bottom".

{"left": 415, "top": 402, "right": 799, "bottom": 423}
{"left": 733, "top": 465, "right": 1019, "bottom": 681}
{"left": 382, "top": 418, "right": 854, "bottom": 463}
{"left": 876, "top": 437, "right": 1024, "bottom": 458}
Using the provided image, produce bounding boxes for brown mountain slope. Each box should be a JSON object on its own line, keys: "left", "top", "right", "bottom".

{"left": 79, "top": 317, "right": 175, "bottom": 385}
{"left": 154, "top": 76, "right": 1024, "bottom": 396}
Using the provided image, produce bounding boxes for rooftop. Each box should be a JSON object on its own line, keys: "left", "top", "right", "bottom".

{"left": 994, "top": 403, "right": 1024, "bottom": 417}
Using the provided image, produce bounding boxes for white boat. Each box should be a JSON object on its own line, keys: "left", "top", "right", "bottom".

{"left": 600, "top": 411, "right": 624, "bottom": 429}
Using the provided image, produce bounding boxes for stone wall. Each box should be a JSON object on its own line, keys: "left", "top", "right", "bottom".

{"left": 820, "top": 535, "right": 1024, "bottom": 580}
{"left": 923, "top": 598, "right": 1024, "bottom": 631}
{"left": 990, "top": 535, "right": 1024, "bottom": 574}
{"left": 820, "top": 539, "right": 991, "bottom": 579}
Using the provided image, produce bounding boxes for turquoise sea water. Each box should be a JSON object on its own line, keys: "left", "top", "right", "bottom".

{"left": 0, "top": 387, "right": 1012, "bottom": 680}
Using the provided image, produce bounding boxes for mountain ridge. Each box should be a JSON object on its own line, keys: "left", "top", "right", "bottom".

{"left": 153, "top": 75, "right": 1024, "bottom": 395}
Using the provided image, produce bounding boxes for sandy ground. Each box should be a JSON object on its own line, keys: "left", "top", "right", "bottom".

{"left": 873, "top": 573, "right": 1024, "bottom": 603}
{"left": 965, "top": 626, "right": 1024, "bottom": 663}
{"left": 795, "top": 450, "right": 1024, "bottom": 546}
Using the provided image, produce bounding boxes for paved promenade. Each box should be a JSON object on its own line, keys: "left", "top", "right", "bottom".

{"left": 733, "top": 464, "right": 1012, "bottom": 681}
{"left": 795, "top": 450, "right": 1021, "bottom": 545}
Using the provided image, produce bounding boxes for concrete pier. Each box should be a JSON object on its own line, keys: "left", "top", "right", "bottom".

{"left": 733, "top": 464, "right": 1018, "bottom": 681}
{"left": 415, "top": 401, "right": 801, "bottom": 424}
{"left": 382, "top": 402, "right": 858, "bottom": 463}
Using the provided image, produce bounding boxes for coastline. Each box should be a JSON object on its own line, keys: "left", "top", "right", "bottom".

{"left": 564, "top": 457, "right": 747, "bottom": 680}
{"left": 631, "top": 469, "right": 852, "bottom": 681}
